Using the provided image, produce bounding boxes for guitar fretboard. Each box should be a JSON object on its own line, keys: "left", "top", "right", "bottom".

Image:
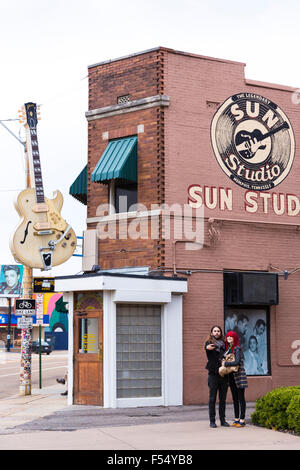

{"left": 29, "top": 128, "right": 45, "bottom": 203}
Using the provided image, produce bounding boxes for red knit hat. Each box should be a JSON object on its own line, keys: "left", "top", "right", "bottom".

{"left": 226, "top": 330, "right": 240, "bottom": 350}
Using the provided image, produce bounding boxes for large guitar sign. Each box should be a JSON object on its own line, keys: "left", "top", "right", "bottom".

{"left": 10, "top": 102, "right": 76, "bottom": 270}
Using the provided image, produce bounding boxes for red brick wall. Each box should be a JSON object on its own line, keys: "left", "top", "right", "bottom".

{"left": 87, "top": 50, "right": 166, "bottom": 269}
{"left": 88, "top": 50, "right": 164, "bottom": 109}
{"left": 163, "top": 50, "right": 300, "bottom": 404}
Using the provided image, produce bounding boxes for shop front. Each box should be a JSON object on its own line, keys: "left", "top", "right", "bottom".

{"left": 55, "top": 272, "right": 187, "bottom": 407}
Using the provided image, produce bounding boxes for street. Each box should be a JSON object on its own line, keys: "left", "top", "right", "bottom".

{"left": 0, "top": 350, "right": 67, "bottom": 398}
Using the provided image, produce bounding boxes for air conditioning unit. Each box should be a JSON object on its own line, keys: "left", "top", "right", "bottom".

{"left": 224, "top": 271, "right": 278, "bottom": 306}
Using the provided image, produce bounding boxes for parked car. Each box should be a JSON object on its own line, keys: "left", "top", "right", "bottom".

{"left": 31, "top": 340, "right": 53, "bottom": 355}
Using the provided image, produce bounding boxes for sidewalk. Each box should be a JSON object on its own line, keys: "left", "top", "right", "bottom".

{"left": 0, "top": 385, "right": 298, "bottom": 450}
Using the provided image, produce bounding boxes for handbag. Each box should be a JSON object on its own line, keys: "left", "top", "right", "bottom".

{"left": 218, "top": 353, "right": 239, "bottom": 377}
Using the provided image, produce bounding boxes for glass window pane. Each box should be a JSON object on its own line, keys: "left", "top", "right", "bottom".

{"left": 116, "top": 305, "right": 162, "bottom": 398}
{"left": 78, "top": 318, "right": 98, "bottom": 354}
{"left": 115, "top": 183, "right": 137, "bottom": 213}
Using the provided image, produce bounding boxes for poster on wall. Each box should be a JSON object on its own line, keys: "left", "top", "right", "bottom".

{"left": 0, "top": 265, "right": 23, "bottom": 297}
{"left": 224, "top": 308, "right": 269, "bottom": 376}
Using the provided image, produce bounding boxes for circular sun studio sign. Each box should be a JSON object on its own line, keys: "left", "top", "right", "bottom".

{"left": 210, "top": 93, "right": 295, "bottom": 191}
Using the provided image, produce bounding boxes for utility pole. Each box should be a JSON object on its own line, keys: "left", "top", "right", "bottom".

{"left": 6, "top": 298, "right": 12, "bottom": 352}
{"left": 18, "top": 125, "right": 33, "bottom": 396}
{"left": 19, "top": 266, "right": 33, "bottom": 396}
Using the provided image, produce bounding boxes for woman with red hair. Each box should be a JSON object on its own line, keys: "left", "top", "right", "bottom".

{"left": 204, "top": 325, "right": 229, "bottom": 428}
{"left": 223, "top": 331, "right": 248, "bottom": 427}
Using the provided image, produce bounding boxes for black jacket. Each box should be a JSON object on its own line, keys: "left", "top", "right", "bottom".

{"left": 204, "top": 340, "right": 226, "bottom": 375}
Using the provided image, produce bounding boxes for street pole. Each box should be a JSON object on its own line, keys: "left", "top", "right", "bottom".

{"left": 6, "top": 298, "right": 11, "bottom": 352}
{"left": 19, "top": 129, "right": 33, "bottom": 396}
{"left": 2, "top": 111, "right": 34, "bottom": 396}
{"left": 19, "top": 265, "right": 33, "bottom": 396}
{"left": 39, "top": 323, "right": 42, "bottom": 389}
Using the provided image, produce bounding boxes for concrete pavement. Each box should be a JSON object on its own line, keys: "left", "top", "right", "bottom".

{"left": 0, "top": 384, "right": 299, "bottom": 450}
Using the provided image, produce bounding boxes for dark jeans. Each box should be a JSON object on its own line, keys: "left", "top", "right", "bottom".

{"left": 229, "top": 373, "right": 246, "bottom": 420}
{"left": 208, "top": 373, "right": 228, "bottom": 423}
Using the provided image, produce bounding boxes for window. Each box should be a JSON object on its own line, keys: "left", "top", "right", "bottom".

{"left": 78, "top": 318, "right": 99, "bottom": 354}
{"left": 224, "top": 307, "right": 270, "bottom": 376}
{"left": 116, "top": 304, "right": 162, "bottom": 398}
{"left": 114, "top": 181, "right": 137, "bottom": 213}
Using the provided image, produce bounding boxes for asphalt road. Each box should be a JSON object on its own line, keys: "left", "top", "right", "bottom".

{"left": 0, "top": 350, "right": 68, "bottom": 399}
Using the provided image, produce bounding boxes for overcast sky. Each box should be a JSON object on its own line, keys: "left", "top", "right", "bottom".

{"left": 0, "top": 0, "right": 299, "bottom": 277}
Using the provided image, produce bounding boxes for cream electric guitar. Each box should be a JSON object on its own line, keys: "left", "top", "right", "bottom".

{"left": 10, "top": 102, "right": 76, "bottom": 270}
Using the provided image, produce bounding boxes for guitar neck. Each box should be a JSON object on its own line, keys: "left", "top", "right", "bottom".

{"left": 28, "top": 127, "right": 45, "bottom": 204}
{"left": 260, "top": 122, "right": 289, "bottom": 142}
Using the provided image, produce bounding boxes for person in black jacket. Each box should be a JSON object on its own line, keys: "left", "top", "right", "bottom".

{"left": 204, "top": 325, "right": 229, "bottom": 428}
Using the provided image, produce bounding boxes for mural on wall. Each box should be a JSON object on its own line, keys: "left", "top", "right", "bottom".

{"left": 44, "top": 293, "right": 69, "bottom": 350}
{"left": 210, "top": 93, "right": 295, "bottom": 191}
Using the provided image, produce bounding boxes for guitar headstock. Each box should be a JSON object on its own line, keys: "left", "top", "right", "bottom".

{"left": 282, "top": 121, "right": 290, "bottom": 130}
{"left": 18, "top": 102, "right": 41, "bottom": 128}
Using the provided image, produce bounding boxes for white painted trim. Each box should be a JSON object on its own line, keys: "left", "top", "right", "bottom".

{"left": 109, "top": 180, "right": 116, "bottom": 216}
{"left": 103, "top": 291, "right": 116, "bottom": 408}
{"left": 55, "top": 274, "right": 188, "bottom": 295}
{"left": 116, "top": 397, "right": 164, "bottom": 408}
{"left": 85, "top": 95, "right": 170, "bottom": 121}
{"left": 112, "top": 290, "right": 171, "bottom": 304}
{"left": 163, "top": 295, "right": 183, "bottom": 405}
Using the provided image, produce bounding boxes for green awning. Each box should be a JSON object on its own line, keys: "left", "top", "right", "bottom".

{"left": 91, "top": 136, "right": 137, "bottom": 184}
{"left": 69, "top": 164, "right": 87, "bottom": 205}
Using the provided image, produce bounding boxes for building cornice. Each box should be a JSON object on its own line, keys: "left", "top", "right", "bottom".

{"left": 86, "top": 95, "right": 170, "bottom": 121}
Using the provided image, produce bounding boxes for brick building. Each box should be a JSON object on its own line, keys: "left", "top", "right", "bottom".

{"left": 58, "top": 47, "right": 300, "bottom": 407}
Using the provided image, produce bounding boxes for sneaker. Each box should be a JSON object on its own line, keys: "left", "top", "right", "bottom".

{"left": 231, "top": 420, "right": 240, "bottom": 426}
{"left": 210, "top": 422, "right": 217, "bottom": 428}
{"left": 235, "top": 420, "right": 246, "bottom": 427}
